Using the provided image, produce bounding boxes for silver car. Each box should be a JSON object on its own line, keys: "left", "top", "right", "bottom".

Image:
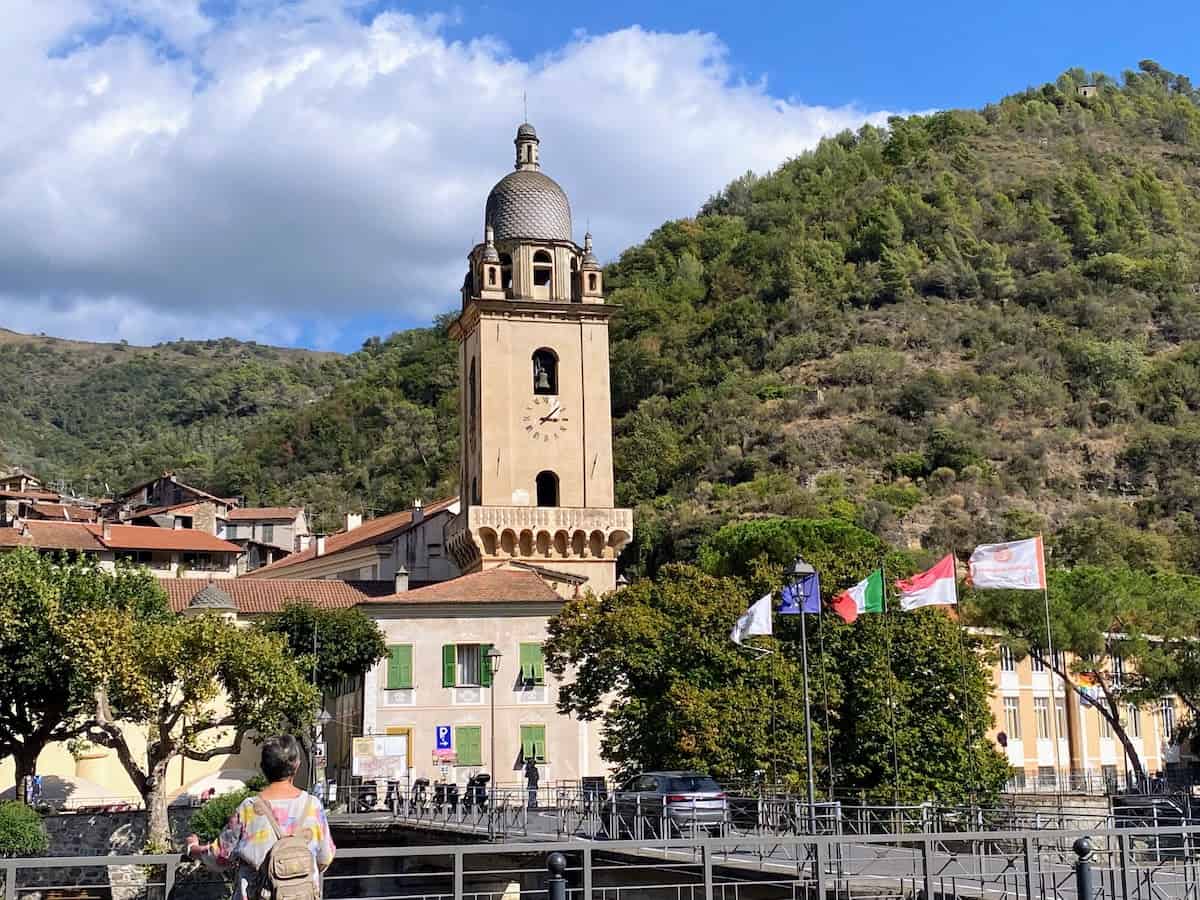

{"left": 603, "top": 771, "right": 728, "bottom": 837}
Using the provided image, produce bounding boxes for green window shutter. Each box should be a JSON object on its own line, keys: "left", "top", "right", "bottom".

{"left": 387, "top": 645, "right": 413, "bottom": 690}
{"left": 519, "top": 643, "right": 545, "bottom": 685}
{"left": 442, "top": 644, "right": 457, "bottom": 687}
{"left": 518, "top": 643, "right": 533, "bottom": 682}
{"left": 479, "top": 643, "right": 494, "bottom": 687}
{"left": 521, "top": 724, "right": 546, "bottom": 762}
{"left": 395, "top": 645, "right": 413, "bottom": 689}
{"left": 532, "top": 644, "right": 544, "bottom": 685}
{"left": 456, "top": 726, "right": 482, "bottom": 766}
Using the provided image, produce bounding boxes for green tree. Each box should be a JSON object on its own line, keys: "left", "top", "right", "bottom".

{"left": 546, "top": 566, "right": 810, "bottom": 784}
{"left": 256, "top": 602, "right": 388, "bottom": 692}
{"left": 66, "top": 610, "right": 318, "bottom": 850}
{"left": 0, "top": 550, "right": 169, "bottom": 788}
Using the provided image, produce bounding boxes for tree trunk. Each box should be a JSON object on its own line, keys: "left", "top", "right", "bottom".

{"left": 13, "top": 744, "right": 39, "bottom": 801}
{"left": 143, "top": 760, "right": 173, "bottom": 851}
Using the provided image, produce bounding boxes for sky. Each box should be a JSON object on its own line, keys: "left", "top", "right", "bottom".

{"left": 1, "top": 1, "right": 1196, "bottom": 353}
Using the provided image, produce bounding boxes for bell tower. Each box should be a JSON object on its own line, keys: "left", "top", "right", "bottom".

{"left": 446, "top": 123, "right": 631, "bottom": 596}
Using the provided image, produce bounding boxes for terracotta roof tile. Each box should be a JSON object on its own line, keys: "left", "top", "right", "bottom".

{"left": 365, "top": 568, "right": 562, "bottom": 605}
{"left": 0, "top": 489, "right": 62, "bottom": 501}
{"left": 28, "top": 504, "right": 97, "bottom": 522}
{"left": 0, "top": 521, "right": 105, "bottom": 551}
{"left": 128, "top": 501, "right": 210, "bottom": 518}
{"left": 87, "top": 524, "right": 240, "bottom": 552}
{"left": 248, "top": 497, "right": 457, "bottom": 575}
{"left": 158, "top": 578, "right": 395, "bottom": 614}
{"left": 227, "top": 507, "right": 303, "bottom": 520}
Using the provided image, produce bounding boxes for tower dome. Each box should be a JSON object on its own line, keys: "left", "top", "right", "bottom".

{"left": 484, "top": 123, "right": 572, "bottom": 242}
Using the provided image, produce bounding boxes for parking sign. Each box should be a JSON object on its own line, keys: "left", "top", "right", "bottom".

{"left": 436, "top": 725, "right": 452, "bottom": 750}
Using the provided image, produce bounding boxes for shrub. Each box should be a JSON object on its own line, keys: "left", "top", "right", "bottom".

{"left": 0, "top": 801, "right": 49, "bottom": 856}
{"left": 188, "top": 776, "right": 267, "bottom": 843}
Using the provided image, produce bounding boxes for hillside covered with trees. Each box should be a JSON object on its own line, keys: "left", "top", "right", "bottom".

{"left": 4, "top": 62, "right": 1200, "bottom": 573}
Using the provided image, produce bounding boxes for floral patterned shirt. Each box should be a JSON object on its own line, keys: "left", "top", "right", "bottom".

{"left": 203, "top": 792, "right": 335, "bottom": 900}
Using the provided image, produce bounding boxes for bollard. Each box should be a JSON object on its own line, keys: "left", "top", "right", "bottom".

{"left": 546, "top": 852, "right": 567, "bottom": 900}
{"left": 1073, "top": 836, "right": 1094, "bottom": 900}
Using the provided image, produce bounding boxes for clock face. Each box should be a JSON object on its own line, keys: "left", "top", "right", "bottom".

{"left": 523, "top": 396, "right": 570, "bottom": 442}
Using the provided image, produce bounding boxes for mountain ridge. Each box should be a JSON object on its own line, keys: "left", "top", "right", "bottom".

{"left": 4, "top": 61, "right": 1200, "bottom": 574}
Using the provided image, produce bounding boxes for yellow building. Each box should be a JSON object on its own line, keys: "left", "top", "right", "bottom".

{"left": 981, "top": 641, "right": 1193, "bottom": 790}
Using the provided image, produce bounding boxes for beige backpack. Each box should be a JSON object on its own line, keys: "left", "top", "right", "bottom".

{"left": 249, "top": 797, "right": 319, "bottom": 900}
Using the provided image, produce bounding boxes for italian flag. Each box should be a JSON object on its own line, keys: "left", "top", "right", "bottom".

{"left": 830, "top": 570, "right": 884, "bottom": 624}
{"left": 896, "top": 554, "right": 958, "bottom": 611}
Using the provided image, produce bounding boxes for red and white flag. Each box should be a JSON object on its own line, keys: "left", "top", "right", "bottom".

{"left": 896, "top": 554, "right": 958, "bottom": 611}
{"left": 968, "top": 536, "right": 1047, "bottom": 591}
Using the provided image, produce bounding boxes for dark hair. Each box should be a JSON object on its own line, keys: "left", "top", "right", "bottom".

{"left": 260, "top": 735, "right": 302, "bottom": 783}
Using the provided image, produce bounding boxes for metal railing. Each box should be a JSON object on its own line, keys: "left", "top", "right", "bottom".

{"left": 6, "top": 823, "right": 1200, "bottom": 900}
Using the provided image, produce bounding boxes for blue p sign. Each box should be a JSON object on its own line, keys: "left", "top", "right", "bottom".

{"left": 436, "top": 725, "right": 452, "bottom": 750}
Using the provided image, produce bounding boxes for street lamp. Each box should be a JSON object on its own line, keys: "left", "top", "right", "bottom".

{"left": 486, "top": 646, "right": 503, "bottom": 840}
{"left": 790, "top": 554, "right": 818, "bottom": 833}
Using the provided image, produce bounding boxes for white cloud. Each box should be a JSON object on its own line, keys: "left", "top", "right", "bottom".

{"left": 0, "top": 2, "right": 895, "bottom": 347}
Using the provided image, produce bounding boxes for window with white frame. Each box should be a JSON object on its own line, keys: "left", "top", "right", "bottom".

{"left": 1004, "top": 697, "right": 1022, "bottom": 739}
{"left": 456, "top": 644, "right": 482, "bottom": 687}
{"left": 1099, "top": 710, "right": 1114, "bottom": 739}
{"left": 1127, "top": 704, "right": 1142, "bottom": 738}
{"left": 1031, "top": 651, "right": 1045, "bottom": 673}
{"left": 1111, "top": 652, "right": 1125, "bottom": 687}
{"left": 1161, "top": 699, "right": 1176, "bottom": 743}
{"left": 1000, "top": 646, "right": 1015, "bottom": 672}
{"left": 1034, "top": 697, "right": 1051, "bottom": 739}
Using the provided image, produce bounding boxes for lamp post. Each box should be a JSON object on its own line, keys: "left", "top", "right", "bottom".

{"left": 486, "top": 646, "right": 503, "bottom": 841}
{"left": 790, "top": 554, "right": 818, "bottom": 833}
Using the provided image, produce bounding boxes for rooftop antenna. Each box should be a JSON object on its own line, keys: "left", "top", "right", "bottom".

{"left": 523, "top": 90, "right": 528, "bottom": 123}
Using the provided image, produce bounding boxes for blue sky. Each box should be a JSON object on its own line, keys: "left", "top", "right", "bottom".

{"left": 371, "top": 0, "right": 1199, "bottom": 110}
{"left": 1, "top": 1, "right": 1195, "bottom": 352}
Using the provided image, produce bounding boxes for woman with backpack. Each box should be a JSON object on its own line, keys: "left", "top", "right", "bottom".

{"left": 185, "top": 735, "right": 336, "bottom": 900}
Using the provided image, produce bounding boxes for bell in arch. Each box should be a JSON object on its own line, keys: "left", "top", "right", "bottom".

{"left": 534, "top": 359, "right": 552, "bottom": 393}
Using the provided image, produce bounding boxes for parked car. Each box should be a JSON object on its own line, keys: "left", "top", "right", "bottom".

{"left": 601, "top": 771, "right": 728, "bottom": 837}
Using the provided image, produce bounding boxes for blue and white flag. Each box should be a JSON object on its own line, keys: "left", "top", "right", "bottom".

{"left": 780, "top": 573, "right": 821, "bottom": 614}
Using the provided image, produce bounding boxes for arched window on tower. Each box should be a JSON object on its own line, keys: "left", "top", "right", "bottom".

{"left": 532, "top": 249, "right": 553, "bottom": 299}
{"left": 500, "top": 253, "right": 513, "bottom": 294}
{"left": 532, "top": 348, "right": 557, "bottom": 395}
{"left": 536, "top": 471, "right": 559, "bottom": 507}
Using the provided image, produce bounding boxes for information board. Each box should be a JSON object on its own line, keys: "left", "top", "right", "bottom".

{"left": 352, "top": 736, "right": 409, "bottom": 779}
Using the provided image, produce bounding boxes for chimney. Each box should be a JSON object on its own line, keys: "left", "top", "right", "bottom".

{"left": 345, "top": 512, "right": 363, "bottom": 532}
{"left": 412, "top": 498, "right": 424, "bottom": 525}
{"left": 297, "top": 534, "right": 311, "bottom": 553}
{"left": 394, "top": 566, "right": 409, "bottom": 594}
{"left": 102, "top": 521, "right": 112, "bottom": 542}
{"left": 315, "top": 534, "right": 326, "bottom": 557}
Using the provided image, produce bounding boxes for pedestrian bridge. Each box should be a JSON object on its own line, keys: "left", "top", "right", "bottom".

{"left": 5, "top": 823, "right": 1196, "bottom": 900}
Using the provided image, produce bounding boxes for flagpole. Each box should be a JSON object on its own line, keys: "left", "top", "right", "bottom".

{"left": 953, "top": 548, "right": 977, "bottom": 804}
{"left": 1041, "top": 562, "right": 1065, "bottom": 792}
{"left": 799, "top": 603, "right": 818, "bottom": 832}
{"left": 881, "top": 556, "right": 901, "bottom": 805}
{"left": 817, "top": 600, "right": 836, "bottom": 800}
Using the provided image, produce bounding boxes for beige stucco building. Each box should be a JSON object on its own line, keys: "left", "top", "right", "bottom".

{"left": 324, "top": 569, "right": 606, "bottom": 791}
{"left": 981, "top": 642, "right": 1194, "bottom": 789}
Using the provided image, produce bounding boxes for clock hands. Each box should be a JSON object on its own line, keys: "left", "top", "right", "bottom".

{"left": 539, "top": 402, "right": 562, "bottom": 423}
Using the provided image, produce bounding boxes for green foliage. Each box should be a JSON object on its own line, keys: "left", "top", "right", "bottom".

{"left": 0, "top": 550, "right": 170, "bottom": 782}
{"left": 256, "top": 603, "right": 388, "bottom": 691}
{"left": 188, "top": 776, "right": 268, "bottom": 842}
{"left": 65, "top": 609, "right": 319, "bottom": 848}
{"left": 0, "top": 801, "right": 48, "bottom": 856}
{"left": 549, "top": 521, "right": 1008, "bottom": 802}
